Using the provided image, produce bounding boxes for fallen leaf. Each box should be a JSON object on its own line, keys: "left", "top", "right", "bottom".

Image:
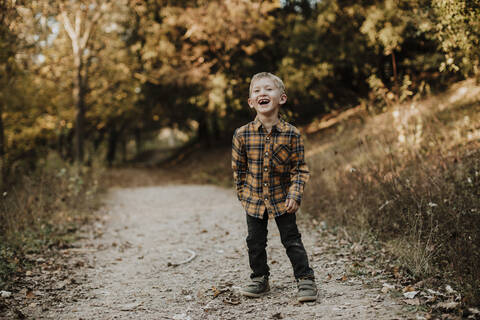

{"left": 336, "top": 275, "right": 348, "bottom": 281}
{"left": 403, "top": 291, "right": 419, "bottom": 299}
{"left": 445, "top": 285, "right": 455, "bottom": 294}
{"left": 212, "top": 286, "right": 221, "bottom": 298}
{"left": 427, "top": 288, "right": 443, "bottom": 296}
{"left": 402, "top": 285, "right": 415, "bottom": 292}
{"left": 381, "top": 283, "right": 396, "bottom": 293}
{"left": 393, "top": 266, "right": 401, "bottom": 278}
{"left": 0, "top": 291, "right": 12, "bottom": 298}
{"left": 434, "top": 301, "right": 459, "bottom": 310}
{"left": 26, "top": 290, "right": 35, "bottom": 299}
{"left": 25, "top": 271, "right": 33, "bottom": 276}
{"left": 468, "top": 307, "right": 480, "bottom": 315}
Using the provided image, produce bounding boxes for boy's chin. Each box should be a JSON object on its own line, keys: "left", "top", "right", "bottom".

{"left": 256, "top": 104, "right": 279, "bottom": 112}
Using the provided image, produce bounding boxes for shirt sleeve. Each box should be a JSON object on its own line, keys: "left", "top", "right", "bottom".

{"left": 232, "top": 129, "right": 247, "bottom": 201}
{"left": 287, "top": 133, "right": 310, "bottom": 204}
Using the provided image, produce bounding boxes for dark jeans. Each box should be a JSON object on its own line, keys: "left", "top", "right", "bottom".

{"left": 246, "top": 212, "right": 314, "bottom": 280}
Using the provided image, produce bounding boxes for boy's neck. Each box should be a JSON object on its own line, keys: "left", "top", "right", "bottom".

{"left": 257, "top": 113, "right": 280, "bottom": 133}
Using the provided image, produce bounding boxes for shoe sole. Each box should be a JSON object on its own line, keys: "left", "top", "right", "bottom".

{"left": 297, "top": 295, "right": 317, "bottom": 302}
{"left": 239, "top": 286, "right": 270, "bottom": 298}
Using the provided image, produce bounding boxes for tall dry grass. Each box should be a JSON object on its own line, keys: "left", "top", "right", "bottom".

{"left": 303, "top": 79, "right": 480, "bottom": 305}
{"left": 0, "top": 153, "right": 103, "bottom": 288}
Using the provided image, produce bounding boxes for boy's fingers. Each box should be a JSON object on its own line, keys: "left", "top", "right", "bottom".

{"left": 285, "top": 199, "right": 298, "bottom": 213}
{"left": 285, "top": 199, "right": 292, "bottom": 211}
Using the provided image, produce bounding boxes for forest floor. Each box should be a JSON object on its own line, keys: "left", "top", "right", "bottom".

{"left": 1, "top": 172, "right": 425, "bottom": 319}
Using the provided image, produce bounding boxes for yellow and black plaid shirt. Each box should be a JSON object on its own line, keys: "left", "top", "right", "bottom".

{"left": 232, "top": 118, "right": 310, "bottom": 219}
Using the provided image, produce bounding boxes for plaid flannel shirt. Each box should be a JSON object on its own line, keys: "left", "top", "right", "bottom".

{"left": 232, "top": 118, "right": 310, "bottom": 219}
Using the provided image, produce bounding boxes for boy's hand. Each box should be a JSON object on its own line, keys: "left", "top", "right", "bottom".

{"left": 285, "top": 198, "right": 299, "bottom": 213}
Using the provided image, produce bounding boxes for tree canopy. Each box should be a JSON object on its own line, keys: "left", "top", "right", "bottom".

{"left": 1, "top": 0, "right": 479, "bottom": 182}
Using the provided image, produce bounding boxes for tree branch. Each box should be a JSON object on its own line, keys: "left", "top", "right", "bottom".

{"left": 60, "top": 11, "right": 77, "bottom": 43}
{"left": 74, "top": 7, "right": 81, "bottom": 36}
{"left": 80, "top": 0, "right": 111, "bottom": 50}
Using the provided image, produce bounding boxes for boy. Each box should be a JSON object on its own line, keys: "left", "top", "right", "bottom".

{"left": 232, "top": 72, "right": 317, "bottom": 302}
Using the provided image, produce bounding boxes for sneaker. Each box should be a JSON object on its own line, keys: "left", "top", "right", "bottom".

{"left": 297, "top": 278, "right": 317, "bottom": 302}
{"left": 239, "top": 276, "right": 270, "bottom": 298}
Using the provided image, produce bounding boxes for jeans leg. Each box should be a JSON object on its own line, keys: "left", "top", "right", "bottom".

{"left": 275, "top": 213, "right": 314, "bottom": 280}
{"left": 246, "top": 213, "right": 269, "bottom": 279}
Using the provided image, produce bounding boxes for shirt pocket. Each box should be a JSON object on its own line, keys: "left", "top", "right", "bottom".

{"left": 272, "top": 144, "right": 290, "bottom": 167}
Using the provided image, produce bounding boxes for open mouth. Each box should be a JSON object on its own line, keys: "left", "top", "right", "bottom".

{"left": 258, "top": 98, "right": 270, "bottom": 105}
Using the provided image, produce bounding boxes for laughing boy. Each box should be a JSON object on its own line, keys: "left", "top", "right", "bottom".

{"left": 232, "top": 72, "right": 317, "bottom": 302}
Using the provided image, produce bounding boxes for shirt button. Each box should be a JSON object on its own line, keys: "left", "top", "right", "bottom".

{"left": 263, "top": 183, "right": 268, "bottom": 187}
{"left": 266, "top": 137, "right": 270, "bottom": 141}
{"left": 264, "top": 197, "right": 268, "bottom": 201}
{"left": 264, "top": 152, "right": 269, "bottom": 157}
{"left": 264, "top": 167, "right": 268, "bottom": 172}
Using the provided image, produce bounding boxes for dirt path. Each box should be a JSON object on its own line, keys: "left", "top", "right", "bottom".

{"left": 32, "top": 185, "right": 409, "bottom": 319}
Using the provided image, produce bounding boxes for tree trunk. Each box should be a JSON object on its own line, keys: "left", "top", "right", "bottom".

{"left": 197, "top": 111, "right": 211, "bottom": 148}
{"left": 0, "top": 101, "right": 5, "bottom": 182}
{"left": 121, "top": 135, "right": 127, "bottom": 163}
{"left": 73, "top": 55, "right": 86, "bottom": 164}
{"left": 107, "top": 126, "right": 117, "bottom": 167}
{"left": 58, "top": 130, "right": 65, "bottom": 159}
{"left": 392, "top": 51, "right": 399, "bottom": 103}
{"left": 211, "top": 112, "right": 221, "bottom": 143}
{"left": 134, "top": 127, "right": 142, "bottom": 156}
{"left": 93, "top": 128, "right": 104, "bottom": 152}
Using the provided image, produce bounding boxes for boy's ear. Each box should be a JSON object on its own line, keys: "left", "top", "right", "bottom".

{"left": 248, "top": 97, "right": 255, "bottom": 109}
{"left": 279, "top": 93, "right": 287, "bottom": 105}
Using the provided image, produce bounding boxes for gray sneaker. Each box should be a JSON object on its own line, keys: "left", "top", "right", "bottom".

{"left": 239, "top": 276, "right": 270, "bottom": 298}
{"left": 297, "top": 278, "right": 317, "bottom": 302}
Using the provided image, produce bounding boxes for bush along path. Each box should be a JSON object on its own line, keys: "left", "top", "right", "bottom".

{"left": 0, "top": 185, "right": 467, "bottom": 319}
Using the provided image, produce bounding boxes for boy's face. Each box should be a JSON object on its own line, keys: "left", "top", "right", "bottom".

{"left": 248, "top": 77, "right": 287, "bottom": 117}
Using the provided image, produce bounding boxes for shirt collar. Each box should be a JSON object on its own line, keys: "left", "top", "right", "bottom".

{"left": 253, "top": 117, "right": 286, "bottom": 133}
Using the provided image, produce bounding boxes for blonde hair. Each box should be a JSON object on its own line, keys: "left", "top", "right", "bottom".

{"left": 249, "top": 72, "right": 285, "bottom": 97}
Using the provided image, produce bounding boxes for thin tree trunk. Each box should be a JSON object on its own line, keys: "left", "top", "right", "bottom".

{"left": 121, "top": 135, "right": 127, "bottom": 163}
{"left": 392, "top": 51, "right": 399, "bottom": 103}
{"left": 0, "top": 101, "right": 5, "bottom": 182}
{"left": 197, "top": 111, "right": 211, "bottom": 148}
{"left": 134, "top": 127, "right": 142, "bottom": 156}
{"left": 107, "top": 126, "right": 117, "bottom": 167}
{"left": 73, "top": 55, "right": 85, "bottom": 163}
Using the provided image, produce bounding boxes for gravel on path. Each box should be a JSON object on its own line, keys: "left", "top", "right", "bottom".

{"left": 29, "top": 185, "right": 408, "bottom": 319}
